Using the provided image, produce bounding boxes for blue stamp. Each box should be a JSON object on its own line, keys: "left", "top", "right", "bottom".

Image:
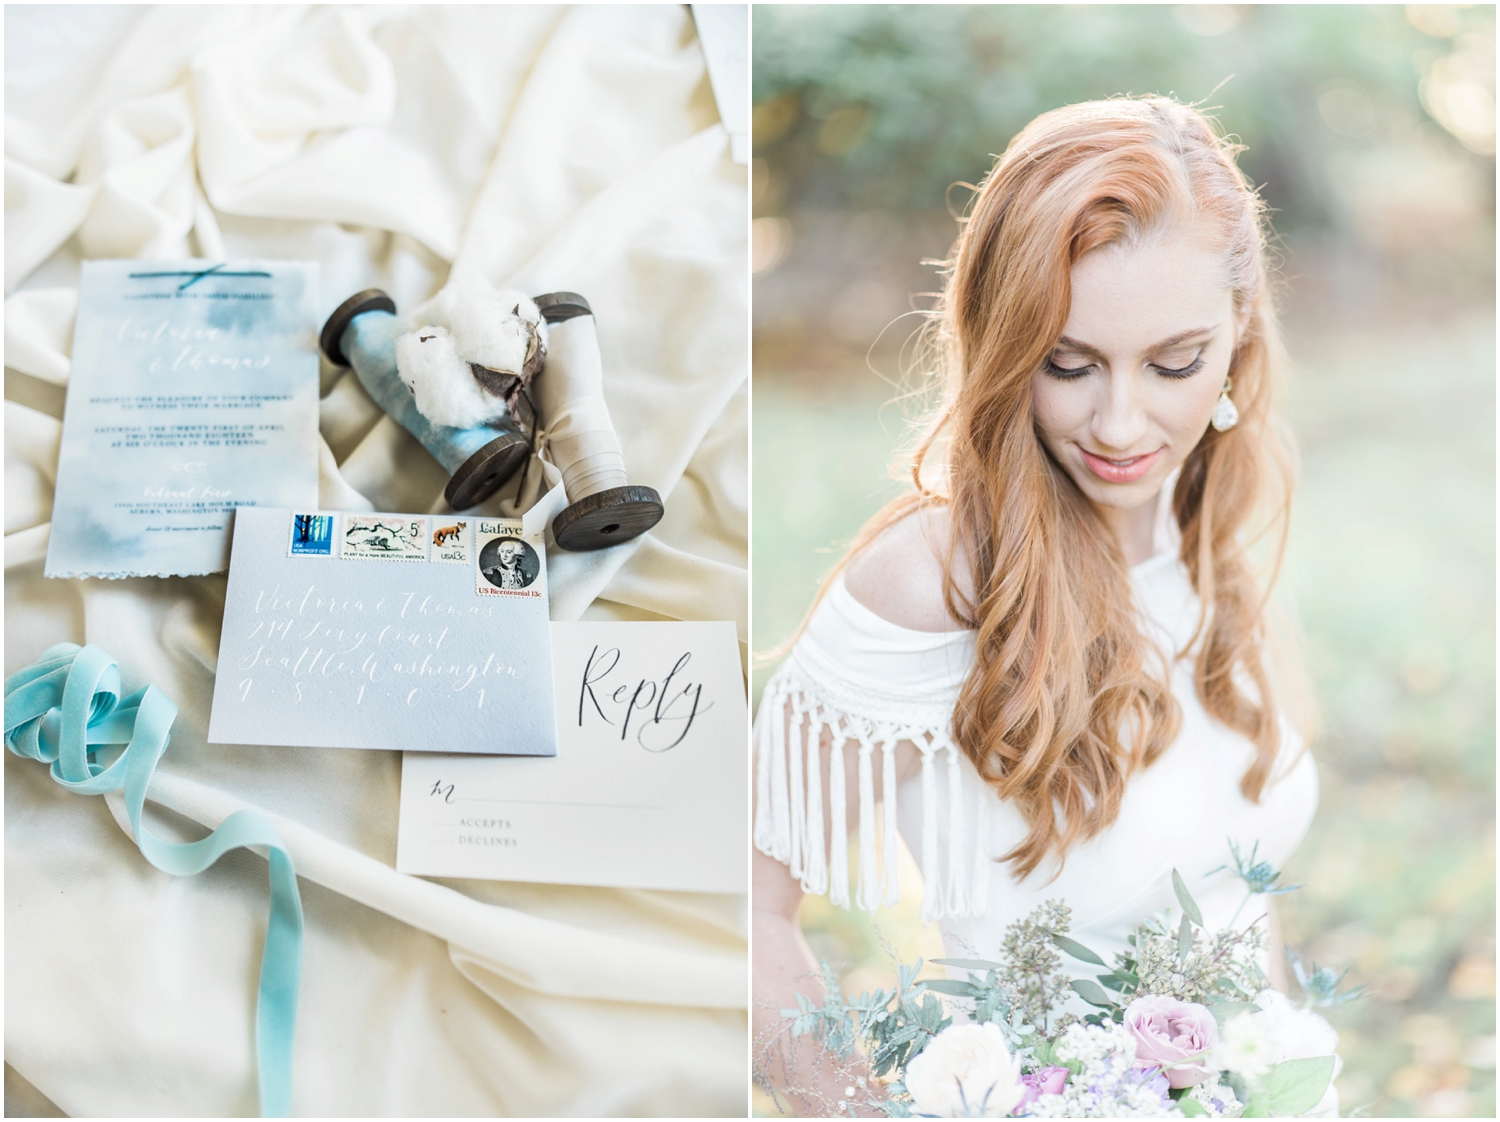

{"left": 288, "top": 513, "right": 334, "bottom": 556}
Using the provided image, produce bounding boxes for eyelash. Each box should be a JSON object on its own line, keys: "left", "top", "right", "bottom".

{"left": 1153, "top": 356, "right": 1205, "bottom": 380}
{"left": 1042, "top": 356, "right": 1206, "bottom": 381}
{"left": 1043, "top": 360, "right": 1093, "bottom": 380}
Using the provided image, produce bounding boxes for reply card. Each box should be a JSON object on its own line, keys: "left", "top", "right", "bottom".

{"left": 207, "top": 507, "right": 555, "bottom": 756}
{"left": 45, "top": 259, "right": 319, "bottom": 579}
{"left": 397, "top": 620, "right": 747, "bottom": 893}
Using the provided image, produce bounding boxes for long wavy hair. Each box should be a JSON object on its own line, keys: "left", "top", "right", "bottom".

{"left": 808, "top": 96, "right": 1302, "bottom": 880}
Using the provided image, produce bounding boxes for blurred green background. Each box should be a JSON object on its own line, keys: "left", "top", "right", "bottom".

{"left": 752, "top": 5, "right": 1494, "bottom": 1117}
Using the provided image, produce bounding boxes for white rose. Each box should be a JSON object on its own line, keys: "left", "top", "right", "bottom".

{"left": 1249, "top": 990, "right": 1340, "bottom": 1064}
{"left": 904, "top": 1022, "right": 1024, "bottom": 1118}
{"left": 1248, "top": 990, "right": 1342, "bottom": 1117}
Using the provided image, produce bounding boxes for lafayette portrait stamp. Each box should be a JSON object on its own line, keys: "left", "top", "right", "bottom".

{"left": 475, "top": 519, "right": 542, "bottom": 596}
{"left": 342, "top": 515, "right": 428, "bottom": 561}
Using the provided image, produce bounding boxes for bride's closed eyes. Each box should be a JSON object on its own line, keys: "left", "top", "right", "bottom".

{"left": 1041, "top": 352, "right": 1206, "bottom": 380}
{"left": 1041, "top": 337, "right": 1213, "bottom": 381}
{"left": 1151, "top": 352, "right": 1206, "bottom": 379}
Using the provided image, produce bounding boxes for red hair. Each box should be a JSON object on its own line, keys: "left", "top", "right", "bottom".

{"left": 813, "top": 97, "right": 1298, "bottom": 879}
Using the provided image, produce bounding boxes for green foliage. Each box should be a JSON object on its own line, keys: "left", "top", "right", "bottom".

{"left": 753, "top": 4, "right": 1489, "bottom": 228}
{"left": 781, "top": 958, "right": 952, "bottom": 1088}
{"left": 1174, "top": 868, "right": 1206, "bottom": 927}
{"left": 1216, "top": 839, "right": 1305, "bottom": 898}
{"left": 1242, "top": 1056, "right": 1339, "bottom": 1117}
{"left": 1286, "top": 949, "right": 1369, "bottom": 1008}
{"left": 999, "top": 899, "right": 1073, "bottom": 1031}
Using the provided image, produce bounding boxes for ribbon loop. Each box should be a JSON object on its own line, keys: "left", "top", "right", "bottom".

{"left": 5, "top": 643, "right": 303, "bottom": 1117}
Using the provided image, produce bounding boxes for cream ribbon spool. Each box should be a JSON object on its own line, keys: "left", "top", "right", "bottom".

{"left": 534, "top": 314, "right": 630, "bottom": 502}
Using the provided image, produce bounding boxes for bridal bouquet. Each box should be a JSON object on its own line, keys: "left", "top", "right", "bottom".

{"left": 767, "top": 843, "right": 1361, "bottom": 1118}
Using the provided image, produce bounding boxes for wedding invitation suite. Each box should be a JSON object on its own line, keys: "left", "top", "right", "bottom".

{"left": 396, "top": 620, "right": 747, "bottom": 893}
{"left": 207, "top": 507, "right": 555, "bottom": 756}
{"left": 45, "top": 260, "right": 320, "bottom": 578}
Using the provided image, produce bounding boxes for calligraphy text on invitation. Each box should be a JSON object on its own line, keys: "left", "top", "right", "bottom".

{"left": 46, "top": 260, "right": 319, "bottom": 578}
{"left": 207, "top": 508, "right": 555, "bottom": 757}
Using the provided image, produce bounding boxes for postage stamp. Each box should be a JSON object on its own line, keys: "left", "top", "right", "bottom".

{"left": 288, "top": 512, "right": 335, "bottom": 556}
{"left": 342, "top": 515, "right": 428, "bottom": 561}
{"left": 475, "top": 519, "right": 543, "bottom": 597}
{"left": 429, "top": 519, "right": 472, "bottom": 564}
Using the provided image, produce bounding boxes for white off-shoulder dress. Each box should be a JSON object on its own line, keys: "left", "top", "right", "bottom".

{"left": 753, "top": 487, "right": 1318, "bottom": 972}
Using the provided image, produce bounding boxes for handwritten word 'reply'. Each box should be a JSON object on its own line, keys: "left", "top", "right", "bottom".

{"left": 577, "top": 646, "right": 712, "bottom": 752}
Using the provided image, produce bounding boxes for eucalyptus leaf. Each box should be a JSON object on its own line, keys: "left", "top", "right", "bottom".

{"left": 1264, "top": 1056, "right": 1337, "bottom": 1116}
{"left": 1172, "top": 868, "right": 1205, "bottom": 927}
{"left": 1240, "top": 1094, "right": 1271, "bottom": 1118}
{"left": 1096, "top": 972, "right": 1125, "bottom": 992}
{"left": 1051, "top": 933, "right": 1108, "bottom": 966}
{"left": 1177, "top": 914, "right": 1194, "bottom": 962}
{"left": 1178, "top": 1098, "right": 1208, "bottom": 1117}
{"left": 1069, "top": 978, "right": 1114, "bottom": 1007}
{"left": 920, "top": 979, "right": 978, "bottom": 996}
{"left": 931, "top": 957, "right": 1005, "bottom": 970}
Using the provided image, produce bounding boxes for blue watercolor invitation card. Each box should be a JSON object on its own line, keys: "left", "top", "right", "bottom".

{"left": 206, "top": 507, "right": 556, "bottom": 757}
{"left": 45, "top": 260, "right": 320, "bottom": 579}
{"left": 396, "top": 620, "right": 747, "bottom": 892}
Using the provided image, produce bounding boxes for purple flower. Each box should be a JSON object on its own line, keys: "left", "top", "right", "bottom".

{"left": 1123, "top": 1064, "right": 1172, "bottom": 1103}
{"left": 1123, "top": 995, "right": 1218, "bottom": 1089}
{"left": 1014, "top": 1066, "right": 1068, "bottom": 1111}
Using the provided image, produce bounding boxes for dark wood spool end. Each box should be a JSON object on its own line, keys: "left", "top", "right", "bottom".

{"left": 320, "top": 289, "right": 396, "bottom": 366}
{"left": 552, "top": 485, "right": 663, "bottom": 552}
{"left": 445, "top": 433, "right": 532, "bottom": 510}
{"left": 535, "top": 292, "right": 593, "bottom": 324}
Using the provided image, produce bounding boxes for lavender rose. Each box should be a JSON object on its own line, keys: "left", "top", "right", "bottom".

{"left": 1016, "top": 1065, "right": 1069, "bottom": 1110}
{"left": 1123, "top": 995, "right": 1218, "bottom": 1088}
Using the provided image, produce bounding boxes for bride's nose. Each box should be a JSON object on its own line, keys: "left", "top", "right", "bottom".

{"left": 1090, "top": 369, "right": 1149, "bottom": 452}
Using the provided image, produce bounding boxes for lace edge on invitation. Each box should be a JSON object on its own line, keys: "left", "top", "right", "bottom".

{"left": 44, "top": 568, "right": 227, "bottom": 580}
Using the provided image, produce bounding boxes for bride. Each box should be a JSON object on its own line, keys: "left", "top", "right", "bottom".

{"left": 753, "top": 96, "right": 1319, "bottom": 1107}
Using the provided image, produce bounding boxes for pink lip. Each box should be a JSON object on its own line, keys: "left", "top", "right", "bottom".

{"left": 1078, "top": 446, "right": 1163, "bottom": 483}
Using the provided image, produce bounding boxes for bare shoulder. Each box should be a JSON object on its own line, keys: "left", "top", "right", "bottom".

{"left": 843, "top": 504, "right": 975, "bottom": 632}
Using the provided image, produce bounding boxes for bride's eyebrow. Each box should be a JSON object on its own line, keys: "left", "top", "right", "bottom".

{"left": 1055, "top": 327, "right": 1216, "bottom": 356}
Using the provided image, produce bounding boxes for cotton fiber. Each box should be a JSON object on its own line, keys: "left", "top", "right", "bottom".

{"left": 394, "top": 278, "right": 549, "bottom": 430}
{"left": 394, "top": 325, "right": 509, "bottom": 430}
{"left": 425, "top": 281, "right": 547, "bottom": 378}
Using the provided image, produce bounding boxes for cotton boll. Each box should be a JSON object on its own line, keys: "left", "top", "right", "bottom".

{"left": 424, "top": 279, "right": 546, "bottom": 379}
{"left": 394, "top": 326, "right": 508, "bottom": 430}
{"left": 447, "top": 289, "right": 546, "bottom": 379}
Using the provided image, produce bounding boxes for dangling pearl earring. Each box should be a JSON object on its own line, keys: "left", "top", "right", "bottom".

{"left": 1211, "top": 376, "right": 1239, "bottom": 432}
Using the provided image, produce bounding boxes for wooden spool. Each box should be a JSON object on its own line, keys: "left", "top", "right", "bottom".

{"left": 320, "top": 288, "right": 531, "bottom": 510}
{"left": 535, "top": 292, "right": 664, "bottom": 552}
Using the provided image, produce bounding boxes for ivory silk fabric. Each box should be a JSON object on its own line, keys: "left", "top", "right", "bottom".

{"left": 5, "top": 6, "right": 748, "bottom": 1117}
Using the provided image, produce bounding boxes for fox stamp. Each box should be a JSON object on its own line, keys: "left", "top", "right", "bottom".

{"left": 430, "top": 520, "right": 471, "bottom": 564}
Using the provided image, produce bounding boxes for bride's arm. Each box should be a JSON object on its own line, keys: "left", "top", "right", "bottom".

{"left": 755, "top": 504, "right": 962, "bottom": 1112}
{"left": 753, "top": 718, "right": 922, "bottom": 1116}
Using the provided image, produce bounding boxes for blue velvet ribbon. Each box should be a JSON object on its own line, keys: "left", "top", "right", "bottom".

{"left": 4, "top": 643, "right": 302, "bottom": 1117}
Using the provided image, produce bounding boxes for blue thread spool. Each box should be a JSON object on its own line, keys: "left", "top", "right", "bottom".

{"left": 319, "top": 289, "right": 531, "bottom": 509}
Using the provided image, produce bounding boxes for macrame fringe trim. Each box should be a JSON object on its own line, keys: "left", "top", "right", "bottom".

{"left": 754, "top": 674, "right": 989, "bottom": 924}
